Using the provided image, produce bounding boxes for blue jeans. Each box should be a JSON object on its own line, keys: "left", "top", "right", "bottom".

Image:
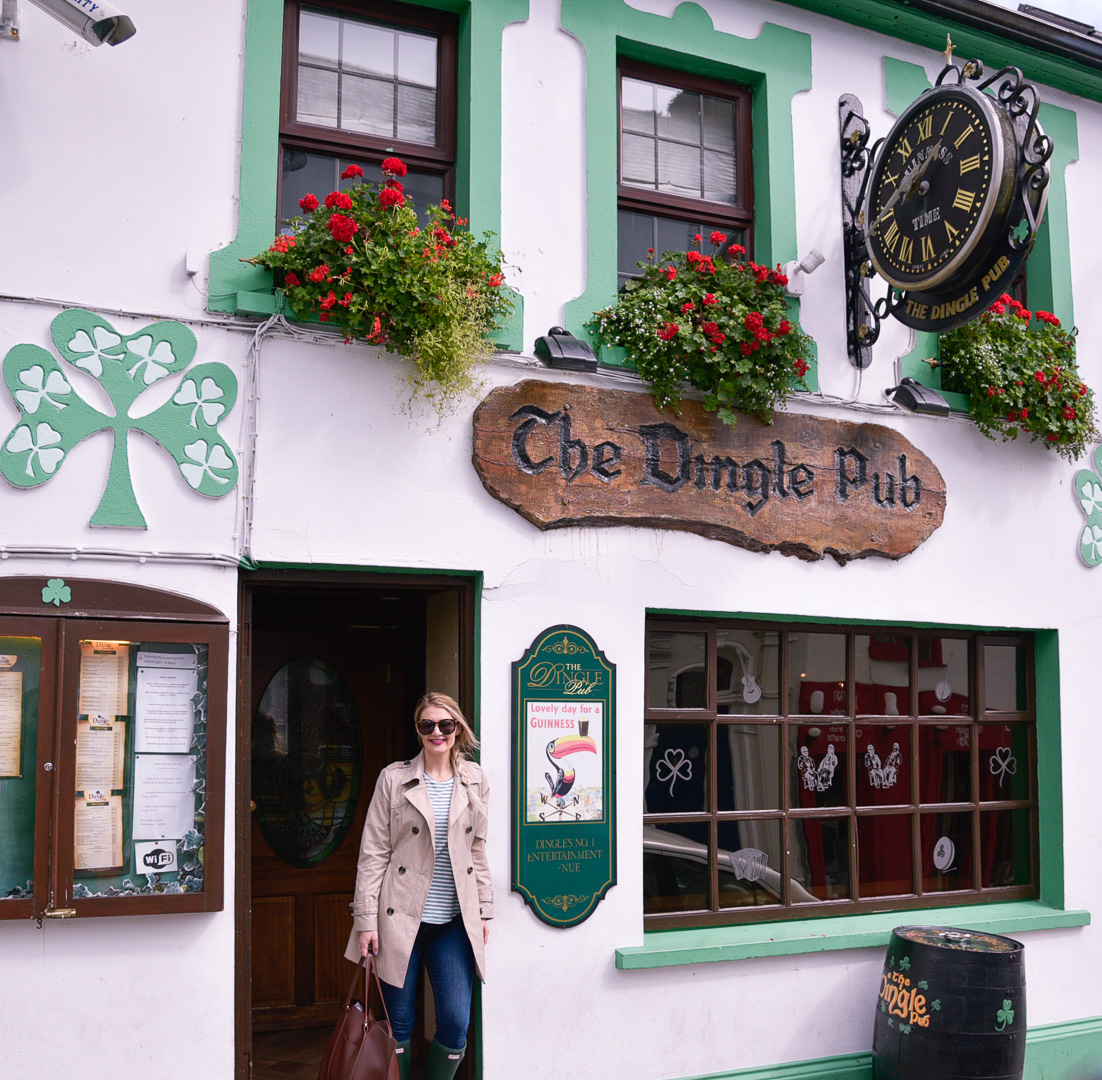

{"left": 380, "top": 916, "right": 475, "bottom": 1049}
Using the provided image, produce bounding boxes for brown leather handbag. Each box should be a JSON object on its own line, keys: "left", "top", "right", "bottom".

{"left": 317, "top": 955, "right": 400, "bottom": 1080}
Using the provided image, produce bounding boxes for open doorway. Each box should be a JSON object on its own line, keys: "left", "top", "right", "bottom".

{"left": 236, "top": 571, "right": 477, "bottom": 1080}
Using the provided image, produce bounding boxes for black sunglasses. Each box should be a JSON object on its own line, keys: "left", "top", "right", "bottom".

{"left": 416, "top": 717, "right": 457, "bottom": 736}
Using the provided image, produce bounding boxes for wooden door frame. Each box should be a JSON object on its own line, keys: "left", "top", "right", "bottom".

{"left": 234, "top": 568, "right": 479, "bottom": 1080}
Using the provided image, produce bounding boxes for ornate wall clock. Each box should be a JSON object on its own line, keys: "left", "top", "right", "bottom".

{"left": 865, "top": 84, "right": 1018, "bottom": 293}
{"left": 840, "top": 47, "right": 1053, "bottom": 356}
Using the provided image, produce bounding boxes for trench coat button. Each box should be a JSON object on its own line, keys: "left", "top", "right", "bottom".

{"left": 403, "top": 760, "right": 411, "bottom": 766}
{"left": 465, "top": 826, "right": 473, "bottom": 834}
{"left": 398, "top": 866, "right": 406, "bottom": 874}
{"left": 467, "top": 866, "right": 473, "bottom": 874}
{"left": 412, "top": 826, "right": 419, "bottom": 834}
{"left": 386, "top": 907, "right": 394, "bottom": 916}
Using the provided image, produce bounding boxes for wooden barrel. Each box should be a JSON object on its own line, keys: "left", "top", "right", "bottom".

{"left": 872, "top": 926, "right": 1026, "bottom": 1080}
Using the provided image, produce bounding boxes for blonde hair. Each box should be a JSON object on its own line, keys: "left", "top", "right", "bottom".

{"left": 414, "top": 691, "right": 479, "bottom": 769}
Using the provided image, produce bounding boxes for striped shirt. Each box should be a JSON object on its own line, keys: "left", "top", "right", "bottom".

{"left": 421, "top": 775, "right": 460, "bottom": 923}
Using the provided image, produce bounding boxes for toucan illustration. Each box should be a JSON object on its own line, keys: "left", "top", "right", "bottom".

{"left": 543, "top": 734, "right": 597, "bottom": 803}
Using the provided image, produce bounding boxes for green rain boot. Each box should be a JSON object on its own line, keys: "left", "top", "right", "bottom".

{"left": 423, "top": 1037, "right": 465, "bottom": 1080}
{"left": 395, "top": 1039, "right": 411, "bottom": 1080}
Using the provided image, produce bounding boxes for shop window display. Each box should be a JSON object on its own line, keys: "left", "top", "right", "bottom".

{"left": 644, "top": 620, "right": 1036, "bottom": 928}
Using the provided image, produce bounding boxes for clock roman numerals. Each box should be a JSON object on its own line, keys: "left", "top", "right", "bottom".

{"left": 953, "top": 188, "right": 976, "bottom": 211}
{"left": 959, "top": 154, "right": 982, "bottom": 174}
{"left": 953, "top": 124, "right": 974, "bottom": 149}
{"left": 921, "top": 236, "right": 935, "bottom": 262}
{"left": 898, "top": 236, "right": 914, "bottom": 264}
{"left": 916, "top": 116, "right": 933, "bottom": 141}
{"left": 893, "top": 137, "right": 913, "bottom": 161}
{"left": 945, "top": 220, "right": 960, "bottom": 241}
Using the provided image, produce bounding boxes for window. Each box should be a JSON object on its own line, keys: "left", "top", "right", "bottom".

{"left": 643, "top": 618, "right": 1037, "bottom": 928}
{"left": 278, "top": 1, "right": 457, "bottom": 229}
{"left": 617, "top": 62, "right": 753, "bottom": 286}
{"left": 0, "top": 578, "right": 227, "bottom": 919}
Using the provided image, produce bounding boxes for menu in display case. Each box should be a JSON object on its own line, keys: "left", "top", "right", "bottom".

{"left": 0, "top": 658, "right": 22, "bottom": 777}
{"left": 135, "top": 651, "right": 198, "bottom": 753}
{"left": 78, "top": 642, "right": 130, "bottom": 717}
{"left": 74, "top": 793, "right": 124, "bottom": 871}
{"left": 76, "top": 718, "right": 126, "bottom": 791}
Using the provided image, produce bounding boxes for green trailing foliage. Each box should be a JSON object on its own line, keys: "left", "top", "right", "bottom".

{"left": 587, "top": 234, "right": 813, "bottom": 430}
{"left": 938, "top": 294, "right": 1098, "bottom": 463}
{"left": 251, "top": 157, "right": 512, "bottom": 413}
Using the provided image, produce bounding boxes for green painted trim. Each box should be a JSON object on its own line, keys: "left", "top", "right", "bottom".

{"left": 616, "top": 901, "right": 1088, "bottom": 969}
{"left": 778, "top": 0, "right": 1102, "bottom": 104}
{"left": 883, "top": 61, "right": 1078, "bottom": 405}
{"left": 1034, "top": 630, "right": 1065, "bottom": 909}
{"left": 208, "top": 0, "right": 528, "bottom": 353}
{"left": 647, "top": 606, "right": 1055, "bottom": 633}
{"left": 560, "top": 0, "right": 813, "bottom": 368}
{"left": 669, "top": 1014, "right": 1102, "bottom": 1080}
{"left": 242, "top": 560, "right": 479, "bottom": 578}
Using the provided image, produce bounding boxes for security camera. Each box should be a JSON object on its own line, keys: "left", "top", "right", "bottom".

{"left": 28, "top": 0, "right": 135, "bottom": 45}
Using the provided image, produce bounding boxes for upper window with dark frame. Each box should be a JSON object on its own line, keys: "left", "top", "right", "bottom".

{"left": 279, "top": 1, "right": 457, "bottom": 229}
{"left": 643, "top": 618, "right": 1037, "bottom": 929}
{"left": 618, "top": 62, "right": 753, "bottom": 288}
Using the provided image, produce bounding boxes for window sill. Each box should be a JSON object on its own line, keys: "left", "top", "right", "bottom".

{"left": 614, "top": 902, "right": 1089, "bottom": 969}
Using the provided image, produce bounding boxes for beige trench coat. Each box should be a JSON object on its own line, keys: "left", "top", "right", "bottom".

{"left": 344, "top": 753, "right": 493, "bottom": 986}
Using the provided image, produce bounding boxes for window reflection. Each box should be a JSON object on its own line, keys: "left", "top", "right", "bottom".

{"left": 791, "top": 724, "right": 847, "bottom": 808}
{"left": 981, "top": 808, "right": 1031, "bottom": 887}
{"left": 919, "top": 724, "right": 971, "bottom": 803}
{"left": 856, "top": 725, "right": 909, "bottom": 806}
{"left": 717, "top": 724, "right": 779, "bottom": 811}
{"left": 918, "top": 637, "right": 970, "bottom": 715}
{"left": 643, "top": 821, "right": 709, "bottom": 913}
{"left": 921, "top": 811, "right": 973, "bottom": 892}
{"left": 718, "top": 820, "right": 782, "bottom": 908}
{"left": 646, "top": 631, "right": 707, "bottom": 709}
{"left": 858, "top": 814, "right": 913, "bottom": 897}
{"left": 856, "top": 634, "right": 909, "bottom": 716}
{"left": 790, "top": 632, "right": 847, "bottom": 715}
{"left": 716, "top": 629, "right": 778, "bottom": 715}
{"left": 984, "top": 645, "right": 1027, "bottom": 712}
{"left": 644, "top": 723, "right": 707, "bottom": 813}
{"left": 791, "top": 817, "right": 849, "bottom": 901}
{"left": 979, "top": 724, "right": 1029, "bottom": 801}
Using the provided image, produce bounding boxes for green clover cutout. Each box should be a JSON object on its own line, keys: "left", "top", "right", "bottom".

{"left": 899, "top": 1024, "right": 912, "bottom": 1036}
{"left": 917, "top": 980, "right": 928, "bottom": 990}
{"left": 932, "top": 1000, "right": 941, "bottom": 1011}
{"left": 1, "top": 309, "right": 238, "bottom": 528}
{"left": 995, "top": 999, "right": 1015, "bottom": 1031}
{"left": 41, "top": 578, "right": 71, "bottom": 606}
{"left": 1075, "top": 444, "right": 1102, "bottom": 566}
{"left": 898, "top": 956, "right": 911, "bottom": 971}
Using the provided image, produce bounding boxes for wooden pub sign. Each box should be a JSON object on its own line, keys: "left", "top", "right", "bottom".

{"left": 512, "top": 625, "right": 616, "bottom": 927}
{"left": 473, "top": 381, "right": 946, "bottom": 563}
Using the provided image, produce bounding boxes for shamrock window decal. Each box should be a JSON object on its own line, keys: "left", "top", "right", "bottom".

{"left": 1, "top": 309, "right": 239, "bottom": 528}
{"left": 1075, "top": 445, "right": 1102, "bottom": 567}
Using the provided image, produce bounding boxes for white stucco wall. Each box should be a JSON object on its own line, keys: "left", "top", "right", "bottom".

{"left": 0, "top": 1, "right": 1100, "bottom": 1078}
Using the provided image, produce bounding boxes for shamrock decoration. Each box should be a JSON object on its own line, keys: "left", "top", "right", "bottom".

{"left": 1, "top": 310, "right": 238, "bottom": 527}
{"left": 898, "top": 956, "right": 911, "bottom": 971}
{"left": 995, "top": 998, "right": 1015, "bottom": 1031}
{"left": 1075, "top": 445, "right": 1102, "bottom": 567}
{"left": 41, "top": 578, "right": 71, "bottom": 607}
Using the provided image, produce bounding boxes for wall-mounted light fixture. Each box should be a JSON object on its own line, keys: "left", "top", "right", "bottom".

{"left": 783, "top": 249, "right": 825, "bottom": 298}
{"left": 1, "top": 0, "right": 20, "bottom": 39}
{"left": 534, "top": 326, "right": 598, "bottom": 372}
{"left": 886, "top": 377, "right": 951, "bottom": 417}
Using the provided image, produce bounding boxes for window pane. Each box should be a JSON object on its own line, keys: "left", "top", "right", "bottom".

{"left": 702, "top": 94, "right": 735, "bottom": 150}
{"left": 919, "top": 724, "right": 971, "bottom": 803}
{"left": 646, "top": 630, "right": 707, "bottom": 709}
{"left": 984, "top": 645, "right": 1028, "bottom": 712}
{"left": 791, "top": 817, "right": 850, "bottom": 901}
{"left": 621, "top": 132, "right": 656, "bottom": 188}
{"left": 718, "top": 820, "right": 782, "bottom": 908}
{"left": 396, "top": 82, "right": 438, "bottom": 144}
{"left": 621, "top": 77, "right": 655, "bottom": 133}
{"left": 918, "top": 637, "right": 970, "bottom": 715}
{"left": 790, "top": 632, "right": 847, "bottom": 715}
{"left": 979, "top": 724, "right": 1029, "bottom": 802}
{"left": 645, "top": 723, "right": 707, "bottom": 813}
{"left": 857, "top": 634, "right": 910, "bottom": 716}
{"left": 858, "top": 814, "right": 913, "bottom": 897}
{"left": 341, "top": 20, "right": 393, "bottom": 77}
{"left": 73, "top": 641, "right": 209, "bottom": 899}
{"left": 617, "top": 210, "right": 654, "bottom": 285}
{"left": 717, "top": 724, "right": 780, "bottom": 811}
{"left": 856, "top": 724, "right": 909, "bottom": 806}
{"left": 297, "top": 66, "right": 339, "bottom": 128}
{"left": 717, "top": 629, "right": 778, "bottom": 715}
{"left": 921, "top": 811, "right": 973, "bottom": 892}
{"left": 656, "top": 140, "right": 702, "bottom": 198}
{"left": 791, "top": 723, "right": 848, "bottom": 808}
{"left": 299, "top": 9, "right": 340, "bottom": 67}
{"left": 396, "top": 30, "right": 437, "bottom": 87}
{"left": 981, "top": 808, "right": 1031, "bottom": 887}
{"left": 339, "top": 75, "right": 394, "bottom": 137}
{"left": 643, "top": 821, "right": 710, "bottom": 913}
{"left": 0, "top": 637, "right": 41, "bottom": 902}
{"left": 702, "top": 149, "right": 736, "bottom": 203}
{"left": 653, "top": 85, "right": 700, "bottom": 143}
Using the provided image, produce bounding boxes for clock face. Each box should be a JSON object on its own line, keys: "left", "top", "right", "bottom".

{"left": 865, "top": 86, "right": 1014, "bottom": 291}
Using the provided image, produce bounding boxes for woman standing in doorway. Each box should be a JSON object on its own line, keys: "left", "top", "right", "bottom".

{"left": 345, "top": 692, "right": 492, "bottom": 1080}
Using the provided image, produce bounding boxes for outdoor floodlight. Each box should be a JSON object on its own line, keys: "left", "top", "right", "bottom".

{"left": 886, "top": 377, "right": 951, "bottom": 417}
{"left": 28, "top": 0, "right": 136, "bottom": 45}
{"left": 535, "top": 326, "right": 598, "bottom": 372}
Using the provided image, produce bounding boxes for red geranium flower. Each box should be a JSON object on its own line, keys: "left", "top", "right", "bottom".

{"left": 341, "top": 164, "right": 364, "bottom": 180}
{"left": 663, "top": 266, "right": 676, "bottom": 281}
{"left": 299, "top": 193, "right": 319, "bottom": 213}
{"left": 378, "top": 187, "right": 406, "bottom": 208}
{"left": 488, "top": 273, "right": 504, "bottom": 287}
{"left": 308, "top": 264, "right": 329, "bottom": 284}
{"left": 325, "top": 190, "right": 353, "bottom": 210}
{"left": 381, "top": 156, "right": 408, "bottom": 177}
{"left": 794, "top": 358, "right": 809, "bottom": 378}
{"left": 710, "top": 231, "right": 727, "bottom": 247}
{"left": 284, "top": 272, "right": 301, "bottom": 288}
{"left": 682, "top": 301, "right": 695, "bottom": 314}
{"left": 702, "top": 293, "right": 717, "bottom": 306}
{"left": 328, "top": 214, "right": 359, "bottom": 243}
{"left": 656, "top": 323, "right": 679, "bottom": 341}
{"left": 319, "top": 290, "right": 337, "bottom": 311}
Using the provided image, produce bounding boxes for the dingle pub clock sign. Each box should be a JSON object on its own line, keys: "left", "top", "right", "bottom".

{"left": 512, "top": 625, "right": 616, "bottom": 927}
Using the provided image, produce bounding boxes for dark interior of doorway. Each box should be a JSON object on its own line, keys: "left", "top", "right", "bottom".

{"left": 243, "top": 576, "right": 475, "bottom": 1080}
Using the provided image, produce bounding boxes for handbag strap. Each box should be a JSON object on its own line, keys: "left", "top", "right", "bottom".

{"left": 342, "top": 954, "right": 395, "bottom": 1031}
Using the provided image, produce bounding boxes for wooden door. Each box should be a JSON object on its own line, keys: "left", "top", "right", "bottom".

{"left": 249, "top": 589, "right": 421, "bottom": 1031}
